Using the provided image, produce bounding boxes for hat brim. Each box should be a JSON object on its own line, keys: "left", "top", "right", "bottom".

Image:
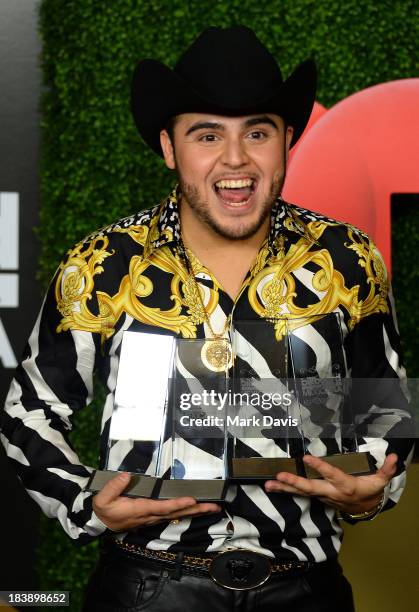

{"left": 131, "top": 58, "right": 317, "bottom": 156}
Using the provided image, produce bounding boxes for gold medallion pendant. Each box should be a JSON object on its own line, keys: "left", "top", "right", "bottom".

{"left": 201, "top": 338, "right": 232, "bottom": 372}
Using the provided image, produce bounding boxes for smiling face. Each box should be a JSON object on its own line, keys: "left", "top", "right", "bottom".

{"left": 160, "top": 113, "right": 294, "bottom": 242}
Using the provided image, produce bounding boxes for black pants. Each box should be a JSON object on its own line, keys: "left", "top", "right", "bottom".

{"left": 82, "top": 546, "right": 355, "bottom": 612}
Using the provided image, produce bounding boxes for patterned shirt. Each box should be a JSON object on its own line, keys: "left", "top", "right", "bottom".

{"left": 1, "top": 186, "right": 413, "bottom": 561}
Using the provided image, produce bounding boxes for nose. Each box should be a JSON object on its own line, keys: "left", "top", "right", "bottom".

{"left": 220, "top": 136, "right": 250, "bottom": 167}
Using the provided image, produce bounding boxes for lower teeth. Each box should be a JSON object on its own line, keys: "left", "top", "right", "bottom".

{"left": 223, "top": 199, "right": 249, "bottom": 206}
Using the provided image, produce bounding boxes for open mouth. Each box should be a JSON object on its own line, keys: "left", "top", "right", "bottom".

{"left": 213, "top": 178, "right": 257, "bottom": 207}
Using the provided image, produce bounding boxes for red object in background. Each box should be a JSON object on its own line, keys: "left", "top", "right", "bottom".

{"left": 283, "top": 79, "right": 419, "bottom": 275}
{"left": 289, "top": 101, "right": 327, "bottom": 161}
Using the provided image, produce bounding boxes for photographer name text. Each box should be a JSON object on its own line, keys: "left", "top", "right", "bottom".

{"left": 179, "top": 414, "right": 298, "bottom": 427}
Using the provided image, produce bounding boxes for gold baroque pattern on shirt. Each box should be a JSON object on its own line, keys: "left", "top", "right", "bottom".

{"left": 344, "top": 229, "right": 389, "bottom": 322}
{"left": 180, "top": 248, "right": 221, "bottom": 325}
{"left": 55, "top": 215, "right": 388, "bottom": 344}
{"left": 248, "top": 221, "right": 389, "bottom": 340}
{"left": 55, "top": 228, "right": 221, "bottom": 343}
{"left": 55, "top": 236, "right": 115, "bottom": 331}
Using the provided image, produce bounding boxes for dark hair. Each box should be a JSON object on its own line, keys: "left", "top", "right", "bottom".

{"left": 165, "top": 115, "right": 179, "bottom": 145}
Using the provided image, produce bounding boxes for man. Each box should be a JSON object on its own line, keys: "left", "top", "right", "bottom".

{"left": 1, "top": 26, "right": 413, "bottom": 611}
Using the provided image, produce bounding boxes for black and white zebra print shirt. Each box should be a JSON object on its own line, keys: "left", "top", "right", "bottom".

{"left": 1, "top": 186, "right": 413, "bottom": 561}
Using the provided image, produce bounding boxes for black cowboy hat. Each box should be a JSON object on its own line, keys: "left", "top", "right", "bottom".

{"left": 131, "top": 26, "right": 317, "bottom": 156}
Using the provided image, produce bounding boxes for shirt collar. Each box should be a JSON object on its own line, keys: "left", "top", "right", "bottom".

{"left": 268, "top": 198, "right": 314, "bottom": 251}
{"left": 145, "top": 185, "right": 314, "bottom": 256}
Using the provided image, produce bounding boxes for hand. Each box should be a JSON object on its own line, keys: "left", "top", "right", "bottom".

{"left": 92, "top": 472, "right": 221, "bottom": 531}
{"left": 264, "top": 453, "right": 398, "bottom": 514}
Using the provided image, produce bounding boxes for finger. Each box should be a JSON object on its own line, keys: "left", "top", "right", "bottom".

{"left": 95, "top": 472, "right": 132, "bottom": 505}
{"left": 135, "top": 496, "right": 198, "bottom": 518}
{"left": 376, "top": 453, "right": 398, "bottom": 482}
{"left": 190, "top": 502, "right": 222, "bottom": 514}
{"left": 139, "top": 515, "right": 172, "bottom": 527}
{"left": 165, "top": 504, "right": 222, "bottom": 520}
{"left": 302, "top": 456, "right": 356, "bottom": 494}
{"left": 273, "top": 470, "right": 333, "bottom": 497}
{"left": 139, "top": 505, "right": 222, "bottom": 527}
{"left": 265, "top": 481, "right": 309, "bottom": 495}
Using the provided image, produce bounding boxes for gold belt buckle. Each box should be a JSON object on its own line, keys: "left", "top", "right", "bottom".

{"left": 209, "top": 549, "right": 272, "bottom": 591}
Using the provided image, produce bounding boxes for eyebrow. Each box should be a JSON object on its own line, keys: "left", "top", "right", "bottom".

{"left": 184, "top": 121, "right": 224, "bottom": 136}
{"left": 184, "top": 115, "right": 279, "bottom": 136}
{"left": 243, "top": 115, "right": 279, "bottom": 130}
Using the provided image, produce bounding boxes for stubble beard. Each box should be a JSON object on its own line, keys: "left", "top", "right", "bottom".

{"left": 177, "top": 173, "right": 286, "bottom": 241}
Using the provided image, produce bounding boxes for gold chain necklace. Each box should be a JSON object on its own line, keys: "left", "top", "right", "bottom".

{"left": 182, "top": 247, "right": 233, "bottom": 373}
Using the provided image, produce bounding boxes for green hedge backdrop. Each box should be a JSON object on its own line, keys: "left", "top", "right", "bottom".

{"left": 37, "top": 1, "right": 419, "bottom": 610}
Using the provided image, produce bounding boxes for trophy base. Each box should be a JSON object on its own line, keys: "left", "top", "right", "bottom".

{"left": 86, "top": 470, "right": 159, "bottom": 498}
{"left": 230, "top": 457, "right": 303, "bottom": 480}
{"left": 86, "top": 453, "right": 375, "bottom": 500}
{"left": 86, "top": 470, "right": 228, "bottom": 502}
{"left": 303, "top": 451, "right": 375, "bottom": 479}
{"left": 157, "top": 479, "right": 228, "bottom": 501}
{"left": 228, "top": 452, "right": 375, "bottom": 481}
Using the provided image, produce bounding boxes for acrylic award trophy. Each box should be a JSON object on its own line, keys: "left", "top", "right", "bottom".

{"left": 227, "top": 317, "right": 300, "bottom": 479}
{"left": 86, "top": 331, "right": 175, "bottom": 499}
{"left": 87, "top": 331, "right": 228, "bottom": 501}
{"left": 169, "top": 337, "right": 229, "bottom": 501}
{"left": 228, "top": 313, "right": 375, "bottom": 481}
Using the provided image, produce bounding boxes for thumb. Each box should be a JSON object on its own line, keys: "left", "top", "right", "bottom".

{"left": 96, "top": 471, "right": 131, "bottom": 504}
{"left": 376, "top": 453, "right": 398, "bottom": 482}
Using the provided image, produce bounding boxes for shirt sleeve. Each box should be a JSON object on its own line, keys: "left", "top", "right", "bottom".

{"left": 343, "top": 235, "right": 415, "bottom": 521}
{"left": 0, "top": 268, "right": 112, "bottom": 545}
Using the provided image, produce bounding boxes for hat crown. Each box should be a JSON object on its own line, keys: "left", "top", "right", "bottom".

{"left": 174, "top": 26, "right": 283, "bottom": 108}
{"left": 131, "top": 26, "right": 317, "bottom": 155}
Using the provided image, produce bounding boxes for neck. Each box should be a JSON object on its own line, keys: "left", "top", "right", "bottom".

{"left": 179, "top": 195, "right": 270, "bottom": 300}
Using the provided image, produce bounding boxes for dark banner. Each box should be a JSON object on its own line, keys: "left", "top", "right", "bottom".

{"left": 0, "top": 0, "right": 42, "bottom": 595}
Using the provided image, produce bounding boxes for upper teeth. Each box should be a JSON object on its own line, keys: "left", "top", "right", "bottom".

{"left": 215, "top": 178, "right": 253, "bottom": 189}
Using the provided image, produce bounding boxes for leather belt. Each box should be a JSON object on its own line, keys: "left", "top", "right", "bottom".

{"left": 111, "top": 540, "right": 311, "bottom": 591}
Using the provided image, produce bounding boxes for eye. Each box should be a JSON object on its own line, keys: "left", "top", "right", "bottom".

{"left": 247, "top": 130, "right": 267, "bottom": 140}
{"left": 198, "top": 133, "right": 219, "bottom": 142}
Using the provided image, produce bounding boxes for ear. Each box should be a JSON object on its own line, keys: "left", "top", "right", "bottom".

{"left": 160, "top": 130, "right": 176, "bottom": 169}
{"left": 284, "top": 125, "right": 294, "bottom": 162}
